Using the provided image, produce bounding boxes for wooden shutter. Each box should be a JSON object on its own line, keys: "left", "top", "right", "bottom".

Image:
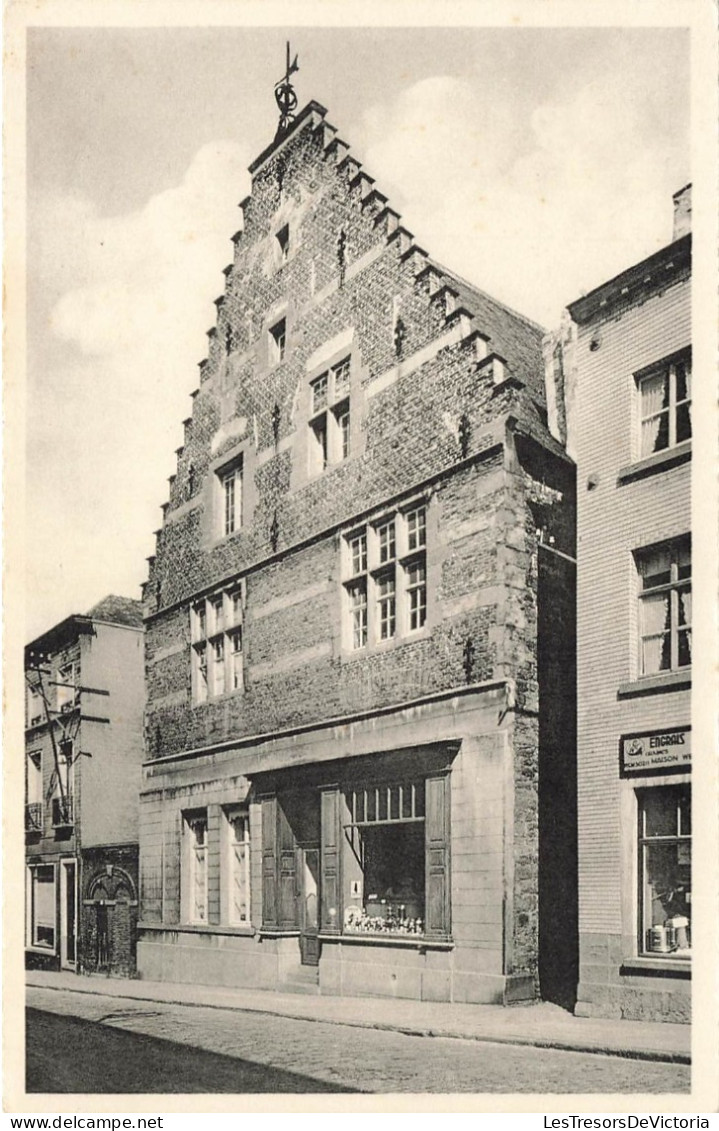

{"left": 261, "top": 795, "right": 278, "bottom": 929}
{"left": 320, "top": 788, "right": 341, "bottom": 934}
{"left": 425, "top": 773, "right": 451, "bottom": 938}
{"left": 277, "top": 802, "right": 298, "bottom": 929}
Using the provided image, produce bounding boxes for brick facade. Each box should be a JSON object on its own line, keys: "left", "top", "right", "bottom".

{"left": 138, "top": 100, "right": 576, "bottom": 1005}
{"left": 548, "top": 195, "right": 691, "bottom": 1022}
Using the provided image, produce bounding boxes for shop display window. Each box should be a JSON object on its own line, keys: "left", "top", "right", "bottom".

{"left": 343, "top": 781, "right": 426, "bottom": 936}
{"left": 28, "top": 864, "right": 56, "bottom": 949}
{"left": 639, "top": 784, "right": 691, "bottom": 957}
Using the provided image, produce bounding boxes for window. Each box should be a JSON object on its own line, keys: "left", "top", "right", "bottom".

{"left": 276, "top": 225, "right": 289, "bottom": 264}
{"left": 56, "top": 662, "right": 78, "bottom": 713}
{"left": 342, "top": 782, "right": 427, "bottom": 937}
{"left": 217, "top": 461, "right": 243, "bottom": 537}
{"left": 185, "top": 813, "right": 208, "bottom": 924}
{"left": 52, "top": 741, "right": 74, "bottom": 827}
{"left": 225, "top": 809, "right": 250, "bottom": 925}
{"left": 26, "top": 752, "right": 43, "bottom": 832}
{"left": 637, "top": 538, "right": 691, "bottom": 675}
{"left": 191, "top": 584, "right": 245, "bottom": 702}
{"left": 639, "top": 785, "right": 691, "bottom": 958}
{"left": 26, "top": 680, "right": 43, "bottom": 728}
{"left": 638, "top": 353, "right": 692, "bottom": 458}
{"left": 308, "top": 357, "right": 352, "bottom": 475}
{"left": 269, "top": 318, "right": 286, "bottom": 364}
{"left": 342, "top": 503, "right": 428, "bottom": 650}
{"left": 28, "top": 864, "right": 56, "bottom": 950}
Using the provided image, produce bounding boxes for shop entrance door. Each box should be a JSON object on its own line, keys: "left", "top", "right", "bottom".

{"left": 60, "top": 860, "right": 77, "bottom": 969}
{"left": 298, "top": 845, "right": 320, "bottom": 966}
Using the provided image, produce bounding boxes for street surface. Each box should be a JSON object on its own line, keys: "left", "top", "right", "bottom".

{"left": 27, "top": 986, "right": 690, "bottom": 1095}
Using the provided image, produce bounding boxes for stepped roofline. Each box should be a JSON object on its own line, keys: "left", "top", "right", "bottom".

{"left": 248, "top": 100, "right": 328, "bottom": 176}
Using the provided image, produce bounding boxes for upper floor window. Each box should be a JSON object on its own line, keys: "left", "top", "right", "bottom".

{"left": 269, "top": 318, "right": 286, "bottom": 365}
{"left": 276, "top": 225, "right": 290, "bottom": 265}
{"left": 309, "top": 356, "right": 352, "bottom": 475}
{"left": 637, "top": 537, "right": 691, "bottom": 675}
{"left": 342, "top": 502, "right": 428, "bottom": 651}
{"left": 26, "top": 680, "right": 43, "bottom": 728}
{"left": 638, "top": 352, "right": 691, "bottom": 459}
{"left": 216, "top": 459, "right": 243, "bottom": 538}
{"left": 191, "top": 584, "right": 245, "bottom": 703}
{"left": 56, "top": 662, "right": 78, "bottom": 713}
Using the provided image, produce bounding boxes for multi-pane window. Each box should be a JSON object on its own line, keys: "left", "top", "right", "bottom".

{"left": 26, "top": 681, "right": 43, "bottom": 728}
{"left": 638, "top": 353, "right": 692, "bottom": 458}
{"left": 637, "top": 538, "right": 691, "bottom": 675}
{"left": 185, "top": 814, "right": 208, "bottom": 924}
{"left": 225, "top": 809, "right": 251, "bottom": 925}
{"left": 342, "top": 503, "right": 428, "bottom": 650}
{"left": 217, "top": 461, "right": 243, "bottom": 537}
{"left": 308, "top": 357, "right": 352, "bottom": 474}
{"left": 191, "top": 585, "right": 244, "bottom": 702}
{"left": 269, "top": 318, "right": 286, "bottom": 364}
{"left": 56, "top": 662, "right": 78, "bottom": 712}
{"left": 26, "top": 751, "right": 43, "bottom": 832}
{"left": 639, "top": 785, "right": 691, "bottom": 958}
{"left": 27, "top": 864, "right": 56, "bottom": 949}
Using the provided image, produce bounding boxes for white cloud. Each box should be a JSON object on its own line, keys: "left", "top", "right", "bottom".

{"left": 26, "top": 142, "right": 252, "bottom": 636}
{"left": 358, "top": 74, "right": 687, "bottom": 326}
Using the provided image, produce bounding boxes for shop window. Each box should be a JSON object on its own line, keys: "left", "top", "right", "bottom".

{"left": 342, "top": 502, "right": 428, "bottom": 650}
{"left": 27, "top": 864, "right": 56, "bottom": 950}
{"left": 216, "top": 459, "right": 243, "bottom": 538}
{"left": 638, "top": 351, "right": 691, "bottom": 458}
{"left": 225, "top": 809, "right": 250, "bottom": 925}
{"left": 185, "top": 812, "right": 208, "bottom": 924}
{"left": 639, "top": 784, "right": 691, "bottom": 958}
{"left": 636, "top": 537, "right": 691, "bottom": 675}
{"left": 191, "top": 584, "right": 245, "bottom": 703}
{"left": 308, "top": 357, "right": 352, "bottom": 475}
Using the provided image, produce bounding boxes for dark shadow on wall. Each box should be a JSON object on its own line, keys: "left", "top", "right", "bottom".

{"left": 537, "top": 543, "right": 578, "bottom": 1012}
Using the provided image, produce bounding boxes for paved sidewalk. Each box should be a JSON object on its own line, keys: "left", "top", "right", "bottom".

{"left": 26, "top": 970, "right": 690, "bottom": 1065}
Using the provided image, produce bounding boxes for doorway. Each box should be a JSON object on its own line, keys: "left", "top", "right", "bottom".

{"left": 60, "top": 860, "right": 77, "bottom": 969}
{"left": 298, "top": 845, "right": 320, "bottom": 966}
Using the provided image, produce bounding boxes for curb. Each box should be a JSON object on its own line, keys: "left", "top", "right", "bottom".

{"left": 26, "top": 979, "right": 690, "bottom": 1066}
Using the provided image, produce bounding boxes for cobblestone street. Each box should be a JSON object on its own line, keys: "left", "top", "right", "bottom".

{"left": 27, "top": 986, "right": 690, "bottom": 1095}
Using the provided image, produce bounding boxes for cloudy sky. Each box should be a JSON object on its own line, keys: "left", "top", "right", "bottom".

{"left": 25, "top": 23, "right": 690, "bottom": 640}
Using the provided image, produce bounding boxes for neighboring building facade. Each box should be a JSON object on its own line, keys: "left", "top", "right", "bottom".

{"left": 138, "top": 100, "right": 577, "bottom": 1007}
{"left": 546, "top": 186, "right": 692, "bottom": 1021}
{"left": 25, "top": 596, "right": 145, "bottom": 976}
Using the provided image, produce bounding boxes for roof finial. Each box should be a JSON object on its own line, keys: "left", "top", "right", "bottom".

{"left": 274, "top": 42, "right": 299, "bottom": 134}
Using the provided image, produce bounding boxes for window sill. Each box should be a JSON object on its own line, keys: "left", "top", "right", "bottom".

{"left": 617, "top": 670, "right": 691, "bottom": 698}
{"left": 620, "top": 957, "right": 691, "bottom": 978}
{"left": 341, "top": 626, "right": 431, "bottom": 661}
{"left": 617, "top": 441, "right": 691, "bottom": 484}
{"left": 137, "top": 922, "right": 255, "bottom": 937}
{"left": 26, "top": 944, "right": 57, "bottom": 955}
{"left": 319, "top": 933, "right": 453, "bottom": 950}
{"left": 258, "top": 929, "right": 301, "bottom": 939}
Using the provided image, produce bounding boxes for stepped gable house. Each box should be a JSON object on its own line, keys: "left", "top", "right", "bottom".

{"left": 25, "top": 596, "right": 144, "bottom": 976}
{"left": 138, "top": 98, "right": 577, "bottom": 1006}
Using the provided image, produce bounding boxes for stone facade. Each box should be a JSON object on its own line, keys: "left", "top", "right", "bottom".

{"left": 548, "top": 187, "right": 692, "bottom": 1022}
{"left": 138, "top": 100, "right": 576, "bottom": 1005}
{"left": 25, "top": 597, "right": 144, "bottom": 975}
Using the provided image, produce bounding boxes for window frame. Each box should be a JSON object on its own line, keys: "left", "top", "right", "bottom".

{"left": 191, "top": 584, "right": 245, "bottom": 703}
{"left": 184, "top": 811, "right": 209, "bottom": 925}
{"left": 269, "top": 318, "right": 287, "bottom": 365}
{"left": 636, "top": 536, "right": 691, "bottom": 677}
{"left": 27, "top": 863, "right": 57, "bottom": 952}
{"left": 637, "top": 784, "right": 691, "bottom": 960}
{"left": 636, "top": 349, "right": 692, "bottom": 461}
{"left": 308, "top": 356, "right": 353, "bottom": 476}
{"left": 224, "top": 807, "right": 251, "bottom": 927}
{"left": 342, "top": 502, "right": 428, "bottom": 652}
{"left": 216, "top": 459, "right": 243, "bottom": 539}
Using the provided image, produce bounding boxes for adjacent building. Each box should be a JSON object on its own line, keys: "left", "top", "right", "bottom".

{"left": 25, "top": 595, "right": 145, "bottom": 976}
{"left": 137, "top": 99, "right": 577, "bottom": 1006}
{"left": 546, "top": 186, "right": 692, "bottom": 1021}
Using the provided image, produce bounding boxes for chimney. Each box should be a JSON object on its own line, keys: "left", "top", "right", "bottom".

{"left": 672, "top": 183, "right": 692, "bottom": 240}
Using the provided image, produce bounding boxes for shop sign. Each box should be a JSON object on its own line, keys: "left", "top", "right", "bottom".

{"left": 621, "top": 727, "right": 691, "bottom": 773}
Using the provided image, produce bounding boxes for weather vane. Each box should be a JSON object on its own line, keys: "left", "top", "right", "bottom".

{"left": 274, "top": 42, "right": 299, "bottom": 133}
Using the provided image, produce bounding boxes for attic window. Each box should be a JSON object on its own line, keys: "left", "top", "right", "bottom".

{"left": 276, "top": 225, "right": 290, "bottom": 264}
{"left": 269, "top": 318, "right": 286, "bottom": 365}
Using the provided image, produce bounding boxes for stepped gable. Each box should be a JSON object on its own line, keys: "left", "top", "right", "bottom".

{"left": 86, "top": 594, "right": 143, "bottom": 628}
{"left": 432, "top": 263, "right": 546, "bottom": 400}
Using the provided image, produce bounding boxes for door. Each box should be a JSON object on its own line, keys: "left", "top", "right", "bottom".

{"left": 60, "top": 860, "right": 77, "bottom": 968}
{"left": 298, "top": 845, "right": 320, "bottom": 966}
